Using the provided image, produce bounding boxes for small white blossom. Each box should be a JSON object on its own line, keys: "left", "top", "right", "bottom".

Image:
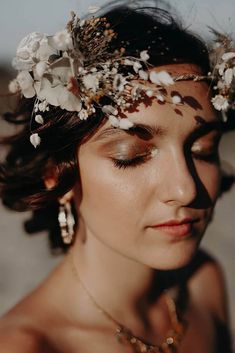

{"left": 133, "top": 61, "right": 142, "bottom": 73}
{"left": 109, "top": 115, "right": 120, "bottom": 127}
{"left": 124, "top": 59, "right": 134, "bottom": 66}
{"left": 217, "top": 80, "right": 226, "bottom": 89}
{"left": 217, "top": 62, "right": 226, "bottom": 76}
{"left": 146, "top": 90, "right": 154, "bottom": 97}
{"left": 224, "top": 68, "right": 233, "bottom": 85}
{"left": 221, "top": 52, "right": 235, "bottom": 62}
{"left": 211, "top": 94, "right": 229, "bottom": 111}
{"left": 82, "top": 74, "right": 99, "bottom": 91}
{"left": 102, "top": 105, "right": 118, "bottom": 116}
{"left": 113, "top": 74, "right": 127, "bottom": 92}
{"left": 52, "top": 30, "right": 73, "bottom": 51}
{"left": 140, "top": 50, "right": 150, "bottom": 62}
{"left": 8, "top": 79, "right": 19, "bottom": 93}
{"left": 35, "top": 114, "right": 44, "bottom": 124}
{"left": 38, "top": 100, "right": 49, "bottom": 112}
{"left": 119, "top": 118, "right": 134, "bottom": 130}
{"left": 131, "top": 85, "right": 141, "bottom": 99}
{"left": 171, "top": 95, "right": 182, "bottom": 104}
{"left": 149, "top": 70, "right": 174, "bottom": 86}
{"left": 156, "top": 94, "right": 165, "bottom": 102}
{"left": 138, "top": 70, "right": 148, "bottom": 80}
{"left": 78, "top": 109, "right": 89, "bottom": 120}
{"left": 30, "top": 133, "right": 41, "bottom": 148}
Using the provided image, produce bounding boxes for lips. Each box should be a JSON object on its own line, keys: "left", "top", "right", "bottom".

{"left": 149, "top": 218, "right": 198, "bottom": 238}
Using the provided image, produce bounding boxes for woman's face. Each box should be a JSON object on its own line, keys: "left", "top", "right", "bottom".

{"left": 75, "top": 64, "right": 222, "bottom": 270}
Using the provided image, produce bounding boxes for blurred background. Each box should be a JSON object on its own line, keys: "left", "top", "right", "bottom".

{"left": 0, "top": 0, "right": 235, "bottom": 346}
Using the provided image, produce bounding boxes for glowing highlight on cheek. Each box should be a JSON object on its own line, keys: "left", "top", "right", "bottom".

{"left": 191, "top": 142, "right": 202, "bottom": 153}
{"left": 151, "top": 147, "right": 158, "bottom": 157}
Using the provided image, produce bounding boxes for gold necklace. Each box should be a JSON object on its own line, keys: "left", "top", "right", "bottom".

{"left": 70, "top": 253, "right": 186, "bottom": 353}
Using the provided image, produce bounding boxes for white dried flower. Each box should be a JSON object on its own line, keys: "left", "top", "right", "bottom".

{"left": 17, "top": 71, "right": 35, "bottom": 98}
{"left": 113, "top": 74, "right": 127, "bottom": 92}
{"left": 102, "top": 105, "right": 118, "bottom": 116}
{"left": 140, "top": 50, "right": 150, "bottom": 62}
{"left": 8, "top": 79, "right": 19, "bottom": 93}
{"left": 217, "top": 62, "right": 226, "bottom": 76}
{"left": 149, "top": 70, "right": 174, "bottom": 86}
{"left": 30, "top": 133, "right": 41, "bottom": 148}
{"left": 131, "top": 85, "right": 141, "bottom": 99}
{"left": 52, "top": 30, "right": 73, "bottom": 51}
{"left": 119, "top": 118, "right": 134, "bottom": 130}
{"left": 138, "top": 70, "right": 148, "bottom": 80}
{"left": 221, "top": 52, "right": 235, "bottom": 62}
{"left": 171, "top": 95, "right": 182, "bottom": 104}
{"left": 146, "top": 90, "right": 154, "bottom": 97}
{"left": 217, "top": 80, "right": 226, "bottom": 89}
{"left": 109, "top": 115, "right": 120, "bottom": 127}
{"left": 35, "top": 114, "right": 44, "bottom": 124}
{"left": 88, "top": 5, "right": 100, "bottom": 14}
{"left": 78, "top": 109, "right": 89, "bottom": 120}
{"left": 36, "top": 77, "right": 82, "bottom": 111}
{"left": 38, "top": 100, "right": 49, "bottom": 112}
{"left": 156, "top": 94, "right": 165, "bottom": 102}
{"left": 12, "top": 32, "right": 57, "bottom": 71}
{"left": 211, "top": 94, "right": 229, "bottom": 111}
{"left": 224, "top": 68, "right": 233, "bottom": 85}
{"left": 35, "top": 62, "right": 48, "bottom": 78}
{"left": 124, "top": 59, "right": 135, "bottom": 66}
{"left": 133, "top": 61, "right": 142, "bottom": 73}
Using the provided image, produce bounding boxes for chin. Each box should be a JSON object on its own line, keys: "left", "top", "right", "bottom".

{"left": 144, "top": 238, "right": 201, "bottom": 271}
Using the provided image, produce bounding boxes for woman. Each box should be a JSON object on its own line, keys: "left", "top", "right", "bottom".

{"left": 0, "top": 0, "right": 234, "bottom": 352}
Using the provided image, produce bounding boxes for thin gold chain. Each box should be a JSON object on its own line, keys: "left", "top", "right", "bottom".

{"left": 69, "top": 251, "right": 185, "bottom": 352}
{"left": 69, "top": 251, "right": 122, "bottom": 327}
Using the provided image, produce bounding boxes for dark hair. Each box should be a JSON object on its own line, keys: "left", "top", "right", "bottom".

{"left": 0, "top": 0, "right": 233, "bottom": 251}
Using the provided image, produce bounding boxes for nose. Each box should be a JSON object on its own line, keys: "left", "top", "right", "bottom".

{"left": 158, "top": 146, "right": 197, "bottom": 206}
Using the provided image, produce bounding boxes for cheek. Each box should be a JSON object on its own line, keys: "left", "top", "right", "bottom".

{"left": 196, "top": 162, "right": 221, "bottom": 201}
{"left": 78, "top": 156, "right": 147, "bottom": 225}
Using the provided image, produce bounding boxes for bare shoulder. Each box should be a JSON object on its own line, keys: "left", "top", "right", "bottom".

{"left": 0, "top": 316, "right": 46, "bottom": 353}
{"left": 0, "top": 313, "right": 60, "bottom": 353}
{"left": 0, "top": 275, "right": 61, "bottom": 353}
{"left": 188, "top": 249, "right": 229, "bottom": 323}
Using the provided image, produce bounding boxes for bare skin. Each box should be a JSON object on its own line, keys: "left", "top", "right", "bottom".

{"left": 0, "top": 64, "right": 232, "bottom": 353}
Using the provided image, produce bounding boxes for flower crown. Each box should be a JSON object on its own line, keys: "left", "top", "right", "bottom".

{"left": 8, "top": 12, "right": 235, "bottom": 148}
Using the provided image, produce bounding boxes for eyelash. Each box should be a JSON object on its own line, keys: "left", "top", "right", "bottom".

{"left": 112, "top": 154, "right": 148, "bottom": 169}
{"left": 111, "top": 148, "right": 219, "bottom": 170}
{"left": 191, "top": 149, "right": 219, "bottom": 163}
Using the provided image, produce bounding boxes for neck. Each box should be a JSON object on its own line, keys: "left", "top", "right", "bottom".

{"left": 69, "top": 222, "right": 158, "bottom": 330}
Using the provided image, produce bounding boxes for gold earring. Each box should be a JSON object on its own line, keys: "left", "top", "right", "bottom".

{"left": 58, "top": 201, "right": 75, "bottom": 245}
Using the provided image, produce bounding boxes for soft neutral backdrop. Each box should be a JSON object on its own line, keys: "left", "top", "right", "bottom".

{"left": 0, "top": 0, "right": 235, "bottom": 344}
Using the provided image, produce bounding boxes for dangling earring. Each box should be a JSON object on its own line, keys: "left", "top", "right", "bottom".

{"left": 58, "top": 201, "right": 75, "bottom": 245}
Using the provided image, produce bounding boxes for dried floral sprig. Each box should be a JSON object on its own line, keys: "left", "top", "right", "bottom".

{"left": 8, "top": 12, "right": 235, "bottom": 147}
{"left": 208, "top": 27, "right": 235, "bottom": 119}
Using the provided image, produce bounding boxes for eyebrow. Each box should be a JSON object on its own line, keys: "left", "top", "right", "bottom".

{"left": 94, "top": 123, "right": 167, "bottom": 142}
{"left": 192, "top": 120, "right": 222, "bottom": 138}
{"left": 94, "top": 119, "right": 222, "bottom": 143}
